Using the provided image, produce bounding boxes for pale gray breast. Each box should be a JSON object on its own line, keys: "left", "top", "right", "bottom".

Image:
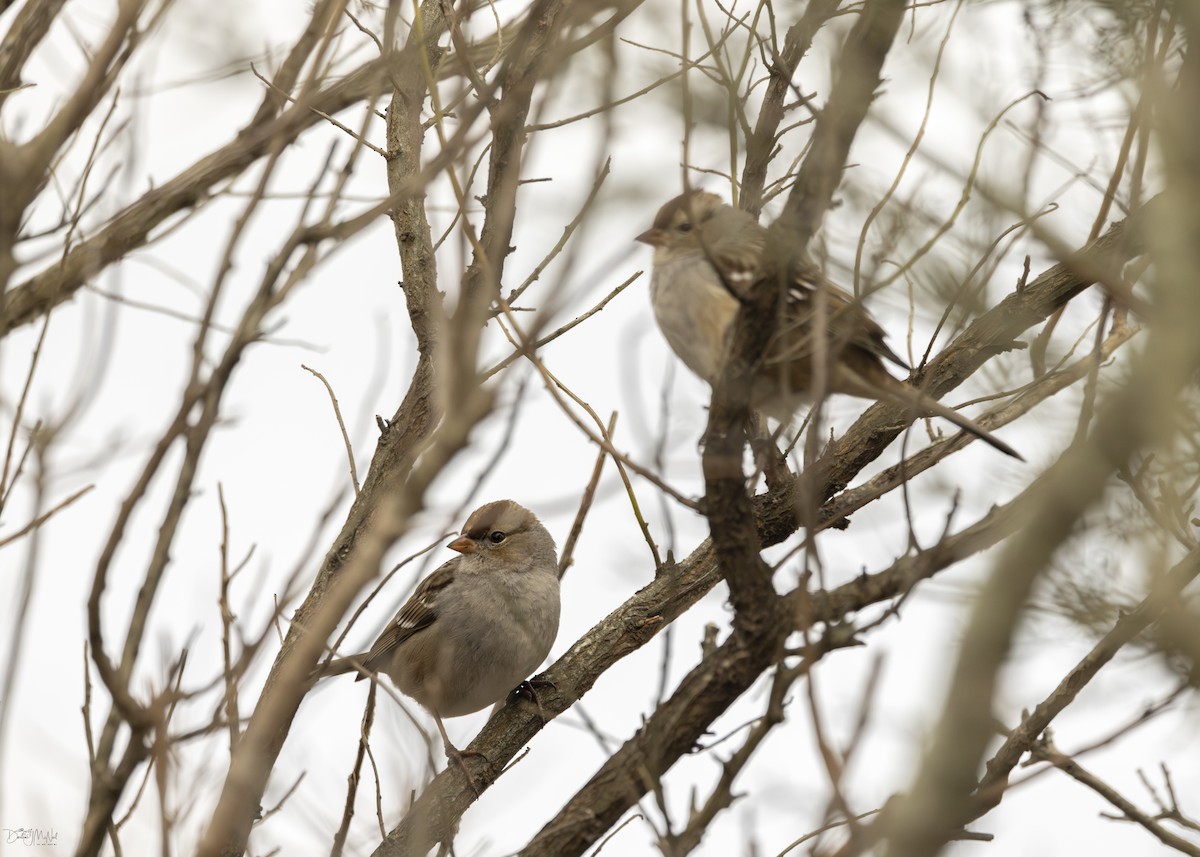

{"left": 649, "top": 253, "right": 739, "bottom": 384}
{"left": 436, "top": 566, "right": 559, "bottom": 717}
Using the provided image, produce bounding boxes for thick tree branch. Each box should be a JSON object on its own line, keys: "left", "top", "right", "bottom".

{"left": 0, "top": 0, "right": 67, "bottom": 106}
{"left": 775, "top": 0, "right": 907, "bottom": 249}
{"left": 740, "top": 0, "right": 841, "bottom": 215}
{"left": 512, "top": 460, "right": 1036, "bottom": 857}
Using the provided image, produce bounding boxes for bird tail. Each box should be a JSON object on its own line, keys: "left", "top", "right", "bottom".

{"left": 310, "top": 655, "right": 374, "bottom": 683}
{"left": 878, "top": 379, "right": 1023, "bottom": 460}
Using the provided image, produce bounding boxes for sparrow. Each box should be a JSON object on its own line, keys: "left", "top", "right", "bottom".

{"left": 317, "top": 500, "right": 560, "bottom": 782}
{"left": 636, "top": 191, "right": 1021, "bottom": 459}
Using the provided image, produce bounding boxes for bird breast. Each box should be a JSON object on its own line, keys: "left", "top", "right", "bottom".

{"left": 389, "top": 566, "right": 560, "bottom": 718}
{"left": 649, "top": 253, "right": 739, "bottom": 384}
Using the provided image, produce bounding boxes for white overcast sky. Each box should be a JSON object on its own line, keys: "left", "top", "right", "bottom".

{"left": 1, "top": 1, "right": 1195, "bottom": 855}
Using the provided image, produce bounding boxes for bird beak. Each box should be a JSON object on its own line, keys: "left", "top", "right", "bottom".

{"left": 635, "top": 227, "right": 665, "bottom": 247}
{"left": 447, "top": 536, "right": 476, "bottom": 554}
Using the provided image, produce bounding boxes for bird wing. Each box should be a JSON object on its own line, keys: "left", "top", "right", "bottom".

{"left": 707, "top": 217, "right": 767, "bottom": 297}
{"left": 765, "top": 268, "right": 910, "bottom": 372}
{"left": 356, "top": 560, "right": 454, "bottom": 677}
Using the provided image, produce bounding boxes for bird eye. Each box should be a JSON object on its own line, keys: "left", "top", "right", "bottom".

{"left": 488, "top": 531, "right": 506, "bottom": 543}
{"left": 676, "top": 222, "right": 693, "bottom": 233}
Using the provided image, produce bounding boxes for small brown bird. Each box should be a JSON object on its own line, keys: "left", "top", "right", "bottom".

{"left": 317, "top": 500, "right": 560, "bottom": 782}
{"left": 636, "top": 191, "right": 1021, "bottom": 460}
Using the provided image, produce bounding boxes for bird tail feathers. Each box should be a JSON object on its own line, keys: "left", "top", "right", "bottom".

{"left": 878, "top": 380, "right": 1022, "bottom": 460}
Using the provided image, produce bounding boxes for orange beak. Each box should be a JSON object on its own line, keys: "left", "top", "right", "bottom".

{"left": 635, "top": 227, "right": 665, "bottom": 247}
{"left": 447, "top": 535, "right": 476, "bottom": 554}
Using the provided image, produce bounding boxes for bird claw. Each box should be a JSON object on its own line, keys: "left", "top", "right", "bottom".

{"left": 433, "top": 714, "right": 489, "bottom": 797}
{"left": 442, "top": 740, "right": 489, "bottom": 797}
{"left": 508, "top": 676, "right": 555, "bottom": 724}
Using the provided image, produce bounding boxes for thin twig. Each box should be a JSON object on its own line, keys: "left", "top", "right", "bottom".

{"left": 302, "top": 364, "right": 361, "bottom": 496}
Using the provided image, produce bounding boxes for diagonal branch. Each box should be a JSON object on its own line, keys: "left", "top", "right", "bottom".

{"left": 511, "top": 458, "right": 1037, "bottom": 857}
{"left": 875, "top": 68, "right": 1200, "bottom": 855}
{"left": 740, "top": 0, "right": 841, "bottom": 215}
{"left": 978, "top": 547, "right": 1200, "bottom": 810}
{"left": 774, "top": 0, "right": 908, "bottom": 250}
{"left": 0, "top": 0, "right": 68, "bottom": 106}
{"left": 759, "top": 203, "right": 1148, "bottom": 541}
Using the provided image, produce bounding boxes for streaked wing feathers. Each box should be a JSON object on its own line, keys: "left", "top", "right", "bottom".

{"left": 357, "top": 560, "right": 454, "bottom": 676}
{"left": 766, "top": 269, "right": 909, "bottom": 372}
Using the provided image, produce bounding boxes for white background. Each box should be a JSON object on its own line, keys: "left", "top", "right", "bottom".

{"left": 1, "top": 1, "right": 1194, "bottom": 855}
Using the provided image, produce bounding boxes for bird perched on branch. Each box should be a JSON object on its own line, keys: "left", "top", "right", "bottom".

{"left": 316, "top": 500, "right": 560, "bottom": 785}
{"left": 636, "top": 191, "right": 1021, "bottom": 460}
